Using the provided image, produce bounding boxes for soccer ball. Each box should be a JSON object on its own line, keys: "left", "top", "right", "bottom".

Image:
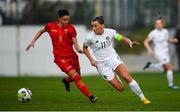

{"left": 17, "top": 88, "right": 32, "bottom": 103}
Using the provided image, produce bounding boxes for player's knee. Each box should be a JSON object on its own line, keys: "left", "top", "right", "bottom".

{"left": 169, "top": 64, "right": 173, "bottom": 70}
{"left": 124, "top": 77, "right": 132, "bottom": 83}
{"left": 72, "top": 74, "right": 81, "bottom": 82}
{"left": 117, "top": 86, "right": 124, "bottom": 92}
{"left": 115, "top": 85, "right": 124, "bottom": 92}
{"left": 164, "top": 63, "right": 173, "bottom": 71}
{"left": 72, "top": 74, "right": 85, "bottom": 87}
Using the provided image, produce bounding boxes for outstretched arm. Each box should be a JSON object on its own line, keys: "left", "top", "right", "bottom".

{"left": 114, "top": 34, "right": 140, "bottom": 48}
{"left": 168, "top": 38, "right": 178, "bottom": 44}
{"left": 83, "top": 44, "right": 97, "bottom": 67}
{"left": 72, "top": 38, "right": 83, "bottom": 53}
{"left": 144, "top": 37, "right": 153, "bottom": 55}
{"left": 122, "top": 37, "right": 140, "bottom": 48}
{"left": 26, "top": 28, "right": 46, "bottom": 51}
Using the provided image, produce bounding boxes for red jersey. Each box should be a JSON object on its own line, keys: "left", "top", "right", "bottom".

{"left": 45, "top": 21, "right": 77, "bottom": 57}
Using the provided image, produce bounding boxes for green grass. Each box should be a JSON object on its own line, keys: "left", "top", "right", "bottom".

{"left": 0, "top": 72, "right": 180, "bottom": 111}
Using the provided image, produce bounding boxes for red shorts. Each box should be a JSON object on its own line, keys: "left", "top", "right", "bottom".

{"left": 54, "top": 56, "right": 80, "bottom": 74}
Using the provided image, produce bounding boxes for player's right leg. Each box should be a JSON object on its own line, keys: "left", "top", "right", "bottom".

{"left": 163, "top": 63, "right": 179, "bottom": 89}
{"left": 115, "top": 64, "right": 151, "bottom": 104}
{"left": 143, "top": 61, "right": 164, "bottom": 71}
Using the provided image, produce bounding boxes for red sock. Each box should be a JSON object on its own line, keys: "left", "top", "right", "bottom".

{"left": 72, "top": 74, "right": 91, "bottom": 97}
{"left": 65, "top": 76, "right": 73, "bottom": 83}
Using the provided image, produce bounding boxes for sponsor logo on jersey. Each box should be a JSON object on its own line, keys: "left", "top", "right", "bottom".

{"left": 106, "top": 36, "right": 110, "bottom": 40}
{"left": 51, "top": 29, "right": 57, "bottom": 32}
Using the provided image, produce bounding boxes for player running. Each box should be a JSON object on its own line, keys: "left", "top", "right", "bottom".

{"left": 25, "top": 9, "right": 97, "bottom": 103}
{"left": 143, "top": 17, "right": 179, "bottom": 89}
{"left": 83, "top": 16, "right": 151, "bottom": 104}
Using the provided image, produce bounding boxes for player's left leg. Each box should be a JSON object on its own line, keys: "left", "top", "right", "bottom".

{"left": 68, "top": 69, "right": 98, "bottom": 103}
{"left": 62, "top": 56, "right": 81, "bottom": 91}
{"left": 115, "top": 64, "right": 151, "bottom": 104}
{"left": 163, "top": 63, "right": 179, "bottom": 89}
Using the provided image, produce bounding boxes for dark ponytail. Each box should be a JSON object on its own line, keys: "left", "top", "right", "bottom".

{"left": 92, "top": 16, "right": 104, "bottom": 24}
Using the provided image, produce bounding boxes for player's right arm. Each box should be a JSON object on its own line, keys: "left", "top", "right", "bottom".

{"left": 26, "top": 28, "right": 46, "bottom": 51}
{"left": 144, "top": 37, "right": 153, "bottom": 55}
{"left": 83, "top": 44, "right": 97, "bottom": 67}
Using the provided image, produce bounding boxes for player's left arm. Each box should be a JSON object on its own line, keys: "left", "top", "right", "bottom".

{"left": 114, "top": 33, "right": 140, "bottom": 48}
{"left": 166, "top": 29, "right": 178, "bottom": 43}
{"left": 72, "top": 38, "right": 83, "bottom": 53}
{"left": 168, "top": 37, "right": 178, "bottom": 44}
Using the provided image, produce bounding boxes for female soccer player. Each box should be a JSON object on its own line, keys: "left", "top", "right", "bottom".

{"left": 83, "top": 16, "right": 151, "bottom": 104}
{"left": 26, "top": 9, "right": 97, "bottom": 103}
{"left": 143, "top": 17, "right": 179, "bottom": 89}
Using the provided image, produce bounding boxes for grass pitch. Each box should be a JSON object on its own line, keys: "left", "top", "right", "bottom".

{"left": 0, "top": 72, "right": 180, "bottom": 111}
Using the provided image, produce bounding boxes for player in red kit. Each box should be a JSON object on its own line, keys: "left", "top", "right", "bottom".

{"left": 26, "top": 9, "right": 97, "bottom": 103}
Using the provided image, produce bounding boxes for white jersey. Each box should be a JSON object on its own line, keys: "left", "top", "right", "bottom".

{"left": 84, "top": 28, "right": 124, "bottom": 81}
{"left": 84, "top": 28, "right": 118, "bottom": 61}
{"left": 148, "top": 28, "right": 169, "bottom": 54}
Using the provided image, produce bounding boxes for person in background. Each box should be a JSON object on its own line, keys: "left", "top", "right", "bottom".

{"left": 143, "top": 17, "right": 179, "bottom": 89}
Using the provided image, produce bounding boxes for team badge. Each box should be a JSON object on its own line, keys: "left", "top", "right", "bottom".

{"left": 64, "top": 29, "right": 68, "bottom": 33}
{"left": 106, "top": 36, "right": 109, "bottom": 40}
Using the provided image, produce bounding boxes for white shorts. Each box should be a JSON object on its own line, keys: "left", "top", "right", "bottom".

{"left": 154, "top": 52, "right": 170, "bottom": 65}
{"left": 96, "top": 55, "right": 123, "bottom": 81}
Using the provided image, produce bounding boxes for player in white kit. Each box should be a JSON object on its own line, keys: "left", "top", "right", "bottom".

{"left": 143, "top": 17, "right": 179, "bottom": 89}
{"left": 83, "top": 16, "right": 151, "bottom": 104}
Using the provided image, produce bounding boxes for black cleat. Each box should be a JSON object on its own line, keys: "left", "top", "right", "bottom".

{"left": 143, "top": 61, "right": 151, "bottom": 70}
{"left": 62, "top": 78, "right": 70, "bottom": 92}
{"left": 89, "top": 96, "right": 98, "bottom": 103}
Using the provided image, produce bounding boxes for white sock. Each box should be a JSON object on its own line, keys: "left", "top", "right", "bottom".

{"left": 150, "top": 63, "right": 164, "bottom": 71}
{"left": 129, "top": 80, "right": 145, "bottom": 100}
{"left": 166, "top": 70, "right": 173, "bottom": 87}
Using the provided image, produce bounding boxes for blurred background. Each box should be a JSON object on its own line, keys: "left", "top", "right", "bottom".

{"left": 0, "top": 0, "right": 180, "bottom": 76}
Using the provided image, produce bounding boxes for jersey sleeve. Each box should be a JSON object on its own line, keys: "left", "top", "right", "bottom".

{"left": 109, "top": 29, "right": 123, "bottom": 41}
{"left": 110, "top": 29, "right": 117, "bottom": 36}
{"left": 69, "top": 25, "right": 77, "bottom": 38}
{"left": 84, "top": 33, "right": 92, "bottom": 47}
